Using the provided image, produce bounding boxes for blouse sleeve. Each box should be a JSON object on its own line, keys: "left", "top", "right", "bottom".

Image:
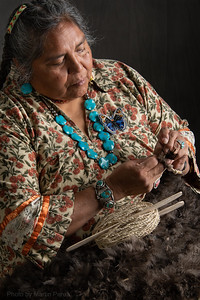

{"left": 0, "top": 98, "right": 75, "bottom": 272}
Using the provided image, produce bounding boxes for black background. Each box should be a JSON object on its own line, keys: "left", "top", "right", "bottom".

{"left": 0, "top": 0, "right": 199, "bottom": 165}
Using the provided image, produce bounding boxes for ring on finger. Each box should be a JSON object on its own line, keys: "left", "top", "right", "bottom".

{"left": 176, "top": 139, "right": 185, "bottom": 149}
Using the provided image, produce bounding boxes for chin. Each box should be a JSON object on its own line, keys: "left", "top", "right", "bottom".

{"left": 67, "top": 87, "right": 88, "bottom": 100}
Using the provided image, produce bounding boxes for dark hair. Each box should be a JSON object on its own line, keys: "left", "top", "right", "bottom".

{"left": 0, "top": 0, "right": 94, "bottom": 89}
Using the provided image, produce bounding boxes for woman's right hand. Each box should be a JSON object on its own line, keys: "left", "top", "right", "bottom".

{"left": 105, "top": 155, "right": 165, "bottom": 201}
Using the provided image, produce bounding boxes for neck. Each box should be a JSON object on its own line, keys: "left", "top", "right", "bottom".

{"left": 56, "top": 97, "right": 88, "bottom": 136}
{"left": 55, "top": 96, "right": 83, "bottom": 115}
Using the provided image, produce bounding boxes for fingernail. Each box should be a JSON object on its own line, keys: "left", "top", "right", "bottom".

{"left": 162, "top": 138, "right": 169, "bottom": 144}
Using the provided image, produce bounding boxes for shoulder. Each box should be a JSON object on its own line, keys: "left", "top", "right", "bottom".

{"left": 0, "top": 89, "right": 34, "bottom": 138}
{"left": 0, "top": 90, "right": 15, "bottom": 116}
{"left": 0, "top": 90, "right": 22, "bottom": 117}
{"left": 92, "top": 58, "right": 136, "bottom": 74}
{"left": 0, "top": 91, "right": 26, "bottom": 136}
{"left": 92, "top": 58, "right": 147, "bottom": 88}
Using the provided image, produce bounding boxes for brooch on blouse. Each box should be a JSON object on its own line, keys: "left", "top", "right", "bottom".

{"left": 98, "top": 108, "right": 127, "bottom": 134}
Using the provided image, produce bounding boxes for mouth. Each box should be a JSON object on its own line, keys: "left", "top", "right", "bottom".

{"left": 71, "top": 77, "right": 87, "bottom": 87}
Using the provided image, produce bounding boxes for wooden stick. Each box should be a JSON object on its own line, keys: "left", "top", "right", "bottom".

{"left": 66, "top": 224, "right": 116, "bottom": 252}
{"left": 131, "top": 191, "right": 182, "bottom": 218}
{"left": 159, "top": 201, "right": 184, "bottom": 216}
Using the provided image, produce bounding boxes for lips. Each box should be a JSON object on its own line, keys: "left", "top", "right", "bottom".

{"left": 74, "top": 79, "right": 85, "bottom": 86}
{"left": 70, "top": 77, "right": 87, "bottom": 87}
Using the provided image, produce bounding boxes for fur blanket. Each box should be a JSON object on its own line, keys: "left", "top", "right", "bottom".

{"left": 0, "top": 172, "right": 200, "bottom": 300}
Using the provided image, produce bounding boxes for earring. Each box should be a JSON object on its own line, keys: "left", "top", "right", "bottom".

{"left": 20, "top": 83, "right": 32, "bottom": 95}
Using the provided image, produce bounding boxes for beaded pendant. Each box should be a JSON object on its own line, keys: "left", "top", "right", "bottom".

{"left": 54, "top": 96, "right": 123, "bottom": 170}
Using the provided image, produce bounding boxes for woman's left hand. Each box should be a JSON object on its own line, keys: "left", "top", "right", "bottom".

{"left": 154, "top": 127, "right": 190, "bottom": 175}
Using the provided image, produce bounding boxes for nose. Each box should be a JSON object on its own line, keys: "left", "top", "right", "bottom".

{"left": 67, "top": 54, "right": 83, "bottom": 74}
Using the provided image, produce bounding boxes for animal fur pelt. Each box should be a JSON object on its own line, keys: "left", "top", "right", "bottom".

{"left": 0, "top": 172, "right": 200, "bottom": 300}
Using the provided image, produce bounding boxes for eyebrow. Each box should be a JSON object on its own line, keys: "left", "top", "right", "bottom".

{"left": 45, "top": 36, "right": 86, "bottom": 62}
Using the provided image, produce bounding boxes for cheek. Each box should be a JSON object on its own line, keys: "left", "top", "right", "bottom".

{"left": 50, "top": 69, "right": 68, "bottom": 84}
{"left": 85, "top": 53, "right": 93, "bottom": 75}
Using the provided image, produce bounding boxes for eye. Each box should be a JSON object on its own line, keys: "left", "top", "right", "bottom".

{"left": 77, "top": 46, "right": 86, "bottom": 54}
{"left": 52, "top": 58, "right": 65, "bottom": 66}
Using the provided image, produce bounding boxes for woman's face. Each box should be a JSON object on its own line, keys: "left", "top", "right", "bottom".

{"left": 30, "top": 21, "right": 93, "bottom": 102}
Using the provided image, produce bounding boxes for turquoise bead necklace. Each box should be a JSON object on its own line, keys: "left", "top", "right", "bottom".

{"left": 51, "top": 95, "right": 118, "bottom": 170}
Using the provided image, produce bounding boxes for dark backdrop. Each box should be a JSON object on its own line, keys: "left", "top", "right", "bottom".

{"left": 0, "top": 0, "right": 199, "bottom": 165}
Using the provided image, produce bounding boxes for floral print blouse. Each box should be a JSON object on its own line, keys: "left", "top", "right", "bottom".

{"left": 0, "top": 59, "right": 199, "bottom": 277}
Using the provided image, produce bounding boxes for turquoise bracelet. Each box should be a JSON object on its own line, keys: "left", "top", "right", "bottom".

{"left": 95, "top": 180, "right": 115, "bottom": 209}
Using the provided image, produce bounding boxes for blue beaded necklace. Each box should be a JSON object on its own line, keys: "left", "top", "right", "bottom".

{"left": 54, "top": 97, "right": 117, "bottom": 169}
{"left": 51, "top": 95, "right": 127, "bottom": 170}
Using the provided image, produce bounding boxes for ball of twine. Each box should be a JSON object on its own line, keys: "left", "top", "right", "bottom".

{"left": 93, "top": 201, "right": 160, "bottom": 249}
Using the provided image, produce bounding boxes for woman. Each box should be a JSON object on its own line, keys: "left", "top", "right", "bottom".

{"left": 0, "top": 0, "right": 199, "bottom": 277}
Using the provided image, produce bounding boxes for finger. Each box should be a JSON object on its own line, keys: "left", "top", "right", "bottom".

{"left": 145, "top": 162, "right": 165, "bottom": 192}
{"left": 157, "top": 127, "right": 170, "bottom": 145}
{"left": 164, "top": 130, "right": 179, "bottom": 152}
{"left": 153, "top": 141, "right": 163, "bottom": 156}
{"left": 172, "top": 155, "right": 188, "bottom": 171}
{"left": 158, "top": 129, "right": 179, "bottom": 154}
{"left": 150, "top": 162, "right": 165, "bottom": 180}
{"left": 136, "top": 155, "right": 160, "bottom": 170}
{"left": 143, "top": 155, "right": 165, "bottom": 177}
{"left": 173, "top": 138, "right": 188, "bottom": 159}
{"left": 163, "top": 132, "right": 188, "bottom": 157}
{"left": 176, "top": 139, "right": 185, "bottom": 150}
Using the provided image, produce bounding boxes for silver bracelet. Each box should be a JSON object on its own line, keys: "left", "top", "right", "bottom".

{"left": 95, "top": 180, "right": 115, "bottom": 209}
